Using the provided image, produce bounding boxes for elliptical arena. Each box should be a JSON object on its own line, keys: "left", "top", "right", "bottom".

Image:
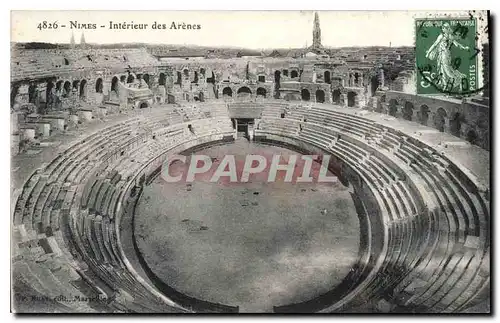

{"left": 11, "top": 15, "right": 490, "bottom": 313}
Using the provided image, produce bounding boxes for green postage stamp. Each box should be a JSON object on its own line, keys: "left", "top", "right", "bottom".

{"left": 416, "top": 17, "right": 478, "bottom": 95}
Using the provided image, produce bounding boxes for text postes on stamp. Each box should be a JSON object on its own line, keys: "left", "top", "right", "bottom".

{"left": 416, "top": 17, "right": 478, "bottom": 96}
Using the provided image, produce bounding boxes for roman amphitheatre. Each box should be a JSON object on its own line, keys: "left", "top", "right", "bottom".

{"left": 11, "top": 13, "right": 490, "bottom": 313}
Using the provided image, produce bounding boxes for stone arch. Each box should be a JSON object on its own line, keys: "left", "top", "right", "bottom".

{"left": 222, "top": 87, "right": 233, "bottom": 97}
{"left": 56, "top": 80, "right": 63, "bottom": 92}
{"left": 95, "top": 78, "right": 103, "bottom": 93}
{"left": 316, "top": 89, "right": 325, "bottom": 103}
{"left": 159, "top": 73, "right": 166, "bottom": 86}
{"left": 237, "top": 86, "right": 252, "bottom": 98}
{"left": 79, "top": 79, "right": 87, "bottom": 99}
{"left": 466, "top": 129, "right": 478, "bottom": 145}
{"left": 72, "top": 80, "right": 80, "bottom": 91}
{"left": 402, "top": 101, "right": 414, "bottom": 121}
{"left": 347, "top": 91, "right": 357, "bottom": 107}
{"left": 63, "top": 81, "right": 71, "bottom": 97}
{"left": 449, "top": 112, "right": 462, "bottom": 137}
{"left": 256, "top": 87, "right": 267, "bottom": 98}
{"left": 111, "top": 76, "right": 119, "bottom": 93}
{"left": 434, "top": 108, "right": 447, "bottom": 132}
{"left": 388, "top": 98, "right": 398, "bottom": 116}
{"left": 301, "top": 89, "right": 310, "bottom": 101}
{"left": 291, "top": 70, "right": 298, "bottom": 78}
{"left": 139, "top": 101, "right": 149, "bottom": 109}
{"left": 332, "top": 89, "right": 342, "bottom": 104}
{"left": 324, "top": 71, "right": 331, "bottom": 84}
{"left": 127, "top": 74, "right": 135, "bottom": 84}
{"left": 419, "top": 104, "right": 430, "bottom": 126}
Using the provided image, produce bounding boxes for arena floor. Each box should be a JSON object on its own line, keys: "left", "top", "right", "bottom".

{"left": 134, "top": 140, "right": 361, "bottom": 312}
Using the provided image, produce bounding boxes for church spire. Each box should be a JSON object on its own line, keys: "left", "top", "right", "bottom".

{"left": 80, "top": 32, "right": 86, "bottom": 49}
{"left": 70, "top": 32, "right": 75, "bottom": 49}
{"left": 312, "top": 12, "right": 322, "bottom": 49}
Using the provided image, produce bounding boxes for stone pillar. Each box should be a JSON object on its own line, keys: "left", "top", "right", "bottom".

{"left": 428, "top": 112, "right": 436, "bottom": 129}
{"left": 342, "top": 93, "right": 348, "bottom": 107}
{"left": 444, "top": 117, "right": 451, "bottom": 133}
{"left": 411, "top": 109, "right": 419, "bottom": 122}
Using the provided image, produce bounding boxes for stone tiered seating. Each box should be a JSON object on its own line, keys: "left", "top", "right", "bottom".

{"left": 13, "top": 103, "right": 236, "bottom": 313}
{"left": 12, "top": 100, "right": 488, "bottom": 313}
{"left": 256, "top": 102, "right": 489, "bottom": 313}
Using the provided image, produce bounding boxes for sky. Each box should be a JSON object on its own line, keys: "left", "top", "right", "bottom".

{"left": 11, "top": 10, "right": 487, "bottom": 49}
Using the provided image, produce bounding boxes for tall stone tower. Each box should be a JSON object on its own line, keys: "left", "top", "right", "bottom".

{"left": 312, "top": 12, "right": 322, "bottom": 49}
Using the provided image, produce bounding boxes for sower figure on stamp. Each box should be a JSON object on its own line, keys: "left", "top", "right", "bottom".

{"left": 425, "top": 22, "right": 470, "bottom": 91}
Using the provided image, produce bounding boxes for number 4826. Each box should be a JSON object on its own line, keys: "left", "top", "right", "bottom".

{"left": 37, "top": 21, "right": 58, "bottom": 30}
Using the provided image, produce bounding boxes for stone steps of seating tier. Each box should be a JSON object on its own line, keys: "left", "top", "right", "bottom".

{"left": 14, "top": 259, "right": 96, "bottom": 312}
{"left": 308, "top": 108, "right": 378, "bottom": 133}
{"left": 446, "top": 272, "right": 488, "bottom": 312}
{"left": 305, "top": 113, "right": 366, "bottom": 138}
{"left": 12, "top": 112, "right": 230, "bottom": 310}
{"left": 411, "top": 251, "right": 476, "bottom": 308}
{"left": 427, "top": 251, "right": 483, "bottom": 311}
{"left": 317, "top": 137, "right": 412, "bottom": 300}
{"left": 309, "top": 107, "right": 383, "bottom": 134}
{"left": 395, "top": 151, "right": 468, "bottom": 236}
{"left": 258, "top": 121, "right": 472, "bottom": 306}
{"left": 397, "top": 147, "right": 480, "bottom": 237}
{"left": 100, "top": 218, "right": 121, "bottom": 266}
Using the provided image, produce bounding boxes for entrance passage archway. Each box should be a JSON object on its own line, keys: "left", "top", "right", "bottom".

{"left": 95, "top": 78, "right": 103, "bottom": 93}
{"left": 256, "top": 87, "right": 267, "bottom": 98}
{"left": 347, "top": 91, "right": 357, "bottom": 107}
{"left": 222, "top": 87, "right": 233, "bottom": 97}
{"left": 466, "top": 129, "right": 478, "bottom": 145}
{"left": 111, "top": 77, "right": 119, "bottom": 95}
{"left": 63, "top": 81, "right": 71, "bottom": 98}
{"left": 301, "top": 89, "right": 310, "bottom": 101}
{"left": 315, "top": 90, "right": 325, "bottom": 103}
{"left": 79, "top": 80, "right": 87, "bottom": 99}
